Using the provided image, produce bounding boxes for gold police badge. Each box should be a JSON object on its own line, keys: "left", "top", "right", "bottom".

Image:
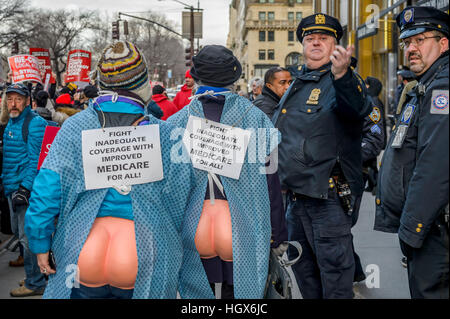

{"left": 315, "top": 14, "right": 326, "bottom": 25}
{"left": 369, "top": 106, "right": 381, "bottom": 124}
{"left": 307, "top": 88, "right": 321, "bottom": 105}
{"left": 403, "top": 9, "right": 413, "bottom": 23}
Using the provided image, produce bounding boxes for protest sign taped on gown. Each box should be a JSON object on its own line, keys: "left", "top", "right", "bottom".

{"left": 82, "top": 125, "right": 164, "bottom": 190}
{"left": 183, "top": 116, "right": 252, "bottom": 180}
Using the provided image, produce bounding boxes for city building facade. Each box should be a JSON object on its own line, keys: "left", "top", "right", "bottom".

{"left": 227, "top": 0, "right": 314, "bottom": 91}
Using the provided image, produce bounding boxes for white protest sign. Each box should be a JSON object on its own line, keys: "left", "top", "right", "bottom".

{"left": 82, "top": 125, "right": 163, "bottom": 190}
{"left": 183, "top": 116, "right": 252, "bottom": 180}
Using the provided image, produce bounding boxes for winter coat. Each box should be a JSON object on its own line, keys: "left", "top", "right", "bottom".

{"left": 52, "top": 105, "right": 81, "bottom": 126}
{"left": 35, "top": 107, "right": 52, "bottom": 121}
{"left": 375, "top": 52, "right": 449, "bottom": 249}
{"left": 152, "top": 94, "right": 178, "bottom": 120}
{"left": 252, "top": 86, "right": 281, "bottom": 120}
{"left": 274, "top": 63, "right": 372, "bottom": 199}
{"left": 173, "top": 84, "right": 193, "bottom": 110}
{"left": 1, "top": 106, "right": 47, "bottom": 195}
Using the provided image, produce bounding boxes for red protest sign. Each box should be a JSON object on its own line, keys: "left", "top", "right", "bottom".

{"left": 37, "top": 126, "right": 60, "bottom": 170}
{"left": 65, "top": 49, "right": 91, "bottom": 83}
{"left": 29, "top": 48, "right": 55, "bottom": 84}
{"left": 8, "top": 55, "right": 43, "bottom": 84}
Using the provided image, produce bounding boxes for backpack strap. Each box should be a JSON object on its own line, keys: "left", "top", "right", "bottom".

{"left": 22, "top": 111, "right": 38, "bottom": 144}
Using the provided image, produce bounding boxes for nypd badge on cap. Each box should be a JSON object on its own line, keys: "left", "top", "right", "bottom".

{"left": 297, "top": 13, "right": 343, "bottom": 43}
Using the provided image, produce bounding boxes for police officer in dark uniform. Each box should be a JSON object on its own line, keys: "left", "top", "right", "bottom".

{"left": 273, "top": 13, "right": 372, "bottom": 299}
{"left": 363, "top": 76, "right": 386, "bottom": 193}
{"left": 356, "top": 83, "right": 387, "bottom": 281}
{"left": 375, "top": 6, "right": 449, "bottom": 299}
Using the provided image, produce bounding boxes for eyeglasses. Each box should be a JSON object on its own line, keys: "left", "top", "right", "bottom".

{"left": 399, "top": 36, "right": 441, "bottom": 50}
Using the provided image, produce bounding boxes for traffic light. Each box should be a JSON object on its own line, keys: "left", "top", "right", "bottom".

{"left": 185, "top": 47, "right": 192, "bottom": 67}
{"left": 112, "top": 21, "right": 120, "bottom": 40}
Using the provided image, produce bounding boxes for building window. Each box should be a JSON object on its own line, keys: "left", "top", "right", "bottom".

{"left": 259, "top": 0, "right": 266, "bottom": 3}
{"left": 288, "top": 31, "right": 295, "bottom": 42}
{"left": 254, "top": 65, "right": 278, "bottom": 79}
{"left": 296, "top": 12, "right": 303, "bottom": 21}
{"left": 268, "top": 12, "right": 275, "bottom": 20}
{"left": 268, "top": 49, "right": 275, "bottom": 60}
{"left": 296, "top": 0, "right": 303, "bottom": 3}
{"left": 259, "top": 50, "right": 266, "bottom": 60}
{"left": 268, "top": 31, "right": 275, "bottom": 41}
{"left": 259, "top": 12, "right": 266, "bottom": 20}
{"left": 285, "top": 52, "right": 303, "bottom": 67}
{"left": 268, "top": 0, "right": 274, "bottom": 3}
{"left": 288, "top": 12, "right": 294, "bottom": 20}
{"left": 259, "top": 31, "right": 266, "bottom": 41}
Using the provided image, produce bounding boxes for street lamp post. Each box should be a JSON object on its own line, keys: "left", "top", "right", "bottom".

{"left": 158, "top": 0, "right": 202, "bottom": 61}
{"left": 118, "top": 12, "right": 182, "bottom": 37}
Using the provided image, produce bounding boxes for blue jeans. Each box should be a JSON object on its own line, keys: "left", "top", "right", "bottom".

{"left": 286, "top": 189, "right": 355, "bottom": 299}
{"left": 8, "top": 196, "right": 46, "bottom": 291}
{"left": 70, "top": 284, "right": 134, "bottom": 299}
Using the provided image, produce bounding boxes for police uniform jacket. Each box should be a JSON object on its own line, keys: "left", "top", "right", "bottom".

{"left": 274, "top": 62, "right": 372, "bottom": 199}
{"left": 375, "top": 52, "right": 449, "bottom": 249}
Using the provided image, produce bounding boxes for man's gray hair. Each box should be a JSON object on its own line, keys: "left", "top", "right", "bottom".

{"left": 430, "top": 30, "right": 447, "bottom": 40}
{"left": 250, "top": 77, "right": 264, "bottom": 88}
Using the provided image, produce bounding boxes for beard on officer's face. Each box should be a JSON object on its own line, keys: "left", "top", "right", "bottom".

{"left": 407, "top": 52, "right": 425, "bottom": 74}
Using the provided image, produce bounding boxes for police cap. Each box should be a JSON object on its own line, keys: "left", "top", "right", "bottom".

{"left": 397, "top": 69, "right": 416, "bottom": 80}
{"left": 396, "top": 6, "right": 449, "bottom": 39}
{"left": 297, "top": 13, "right": 343, "bottom": 43}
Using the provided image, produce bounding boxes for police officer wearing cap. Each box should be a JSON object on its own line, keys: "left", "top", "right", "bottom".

{"left": 273, "top": 13, "right": 372, "bottom": 299}
{"left": 375, "top": 6, "right": 449, "bottom": 299}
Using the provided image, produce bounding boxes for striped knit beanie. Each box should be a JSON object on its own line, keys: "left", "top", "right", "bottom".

{"left": 97, "top": 41, "right": 152, "bottom": 104}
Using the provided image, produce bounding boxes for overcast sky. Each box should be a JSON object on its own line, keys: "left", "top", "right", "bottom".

{"left": 30, "top": 0, "right": 231, "bottom": 46}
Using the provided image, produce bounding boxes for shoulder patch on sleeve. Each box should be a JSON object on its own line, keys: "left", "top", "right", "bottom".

{"left": 370, "top": 124, "right": 382, "bottom": 135}
{"left": 431, "top": 90, "right": 449, "bottom": 115}
{"left": 369, "top": 106, "right": 381, "bottom": 124}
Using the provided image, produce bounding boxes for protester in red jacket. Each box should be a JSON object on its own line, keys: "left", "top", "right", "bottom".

{"left": 173, "top": 70, "right": 195, "bottom": 110}
{"left": 151, "top": 85, "right": 178, "bottom": 121}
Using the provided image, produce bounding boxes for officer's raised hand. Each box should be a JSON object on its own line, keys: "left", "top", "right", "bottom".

{"left": 331, "top": 45, "right": 354, "bottom": 80}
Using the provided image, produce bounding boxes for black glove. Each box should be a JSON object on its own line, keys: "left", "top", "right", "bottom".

{"left": 11, "top": 185, "right": 31, "bottom": 210}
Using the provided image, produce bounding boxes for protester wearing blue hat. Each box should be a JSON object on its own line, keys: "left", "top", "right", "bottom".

{"left": 375, "top": 6, "right": 449, "bottom": 299}
{"left": 5, "top": 83, "right": 30, "bottom": 98}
